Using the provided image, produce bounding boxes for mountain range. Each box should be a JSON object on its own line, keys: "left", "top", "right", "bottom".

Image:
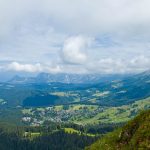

{"left": 8, "top": 73, "right": 129, "bottom": 84}
{"left": 0, "top": 70, "right": 150, "bottom": 107}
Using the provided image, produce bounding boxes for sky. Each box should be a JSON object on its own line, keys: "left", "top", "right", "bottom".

{"left": 0, "top": 0, "right": 150, "bottom": 76}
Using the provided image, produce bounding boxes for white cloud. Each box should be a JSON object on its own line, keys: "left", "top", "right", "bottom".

{"left": 7, "top": 62, "right": 43, "bottom": 73}
{"left": 2, "top": 0, "right": 150, "bottom": 40}
{"left": 1, "top": 54, "right": 150, "bottom": 74}
{"left": 62, "top": 36, "right": 89, "bottom": 64}
{"left": 6, "top": 62, "right": 61, "bottom": 73}
{"left": 0, "top": 0, "right": 150, "bottom": 74}
{"left": 86, "top": 55, "right": 150, "bottom": 74}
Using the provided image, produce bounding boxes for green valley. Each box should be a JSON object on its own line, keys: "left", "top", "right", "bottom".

{"left": 21, "top": 97, "right": 150, "bottom": 126}
{"left": 0, "top": 71, "right": 150, "bottom": 149}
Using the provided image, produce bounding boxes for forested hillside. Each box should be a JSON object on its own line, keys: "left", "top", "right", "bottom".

{"left": 0, "top": 124, "right": 97, "bottom": 150}
{"left": 86, "top": 109, "right": 150, "bottom": 150}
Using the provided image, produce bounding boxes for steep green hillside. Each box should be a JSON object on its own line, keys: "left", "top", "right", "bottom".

{"left": 86, "top": 109, "right": 150, "bottom": 150}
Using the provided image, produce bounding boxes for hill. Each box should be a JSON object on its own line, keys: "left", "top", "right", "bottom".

{"left": 86, "top": 109, "right": 150, "bottom": 150}
{"left": 0, "top": 71, "right": 150, "bottom": 107}
{"left": 0, "top": 123, "right": 97, "bottom": 150}
{"left": 84, "top": 70, "right": 150, "bottom": 106}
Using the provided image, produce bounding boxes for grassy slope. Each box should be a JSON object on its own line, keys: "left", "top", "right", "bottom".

{"left": 75, "top": 97, "right": 150, "bottom": 125}
{"left": 64, "top": 128, "right": 96, "bottom": 137}
{"left": 85, "top": 109, "right": 150, "bottom": 150}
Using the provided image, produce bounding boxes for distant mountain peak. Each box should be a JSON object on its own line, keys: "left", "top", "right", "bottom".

{"left": 8, "top": 72, "right": 128, "bottom": 84}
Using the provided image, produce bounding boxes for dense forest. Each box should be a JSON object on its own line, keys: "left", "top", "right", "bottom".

{"left": 0, "top": 128, "right": 97, "bottom": 150}
{"left": 0, "top": 121, "right": 101, "bottom": 150}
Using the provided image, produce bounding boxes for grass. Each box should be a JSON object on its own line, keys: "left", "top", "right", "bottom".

{"left": 50, "top": 92, "right": 79, "bottom": 97}
{"left": 31, "top": 132, "right": 41, "bottom": 137}
{"left": 69, "top": 105, "right": 98, "bottom": 111}
{"left": 86, "top": 109, "right": 150, "bottom": 150}
{"left": 22, "top": 109, "right": 33, "bottom": 115}
{"left": 51, "top": 92, "right": 66, "bottom": 96}
{"left": 24, "top": 132, "right": 41, "bottom": 140}
{"left": 53, "top": 105, "right": 63, "bottom": 111}
{"left": 74, "top": 97, "right": 150, "bottom": 125}
{"left": 64, "top": 128, "right": 80, "bottom": 134}
{"left": 64, "top": 128, "right": 96, "bottom": 137}
{"left": 53, "top": 104, "right": 98, "bottom": 111}
{"left": 93, "top": 91, "right": 110, "bottom": 97}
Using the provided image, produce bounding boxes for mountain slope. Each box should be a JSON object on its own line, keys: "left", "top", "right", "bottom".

{"left": 8, "top": 73, "right": 127, "bottom": 84}
{"left": 86, "top": 109, "right": 150, "bottom": 150}
{"left": 1, "top": 71, "right": 150, "bottom": 107}
{"left": 87, "top": 70, "right": 150, "bottom": 106}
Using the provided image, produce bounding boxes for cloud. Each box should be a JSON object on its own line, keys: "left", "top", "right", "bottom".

{"left": 86, "top": 55, "right": 150, "bottom": 74}
{"left": 7, "top": 62, "right": 43, "bottom": 72}
{"left": 0, "top": 0, "right": 150, "bottom": 74}
{"left": 6, "top": 62, "right": 61, "bottom": 73}
{"left": 61, "top": 36, "right": 89, "bottom": 64}
{"left": 2, "top": 0, "right": 150, "bottom": 40}
{"left": 1, "top": 54, "right": 150, "bottom": 74}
